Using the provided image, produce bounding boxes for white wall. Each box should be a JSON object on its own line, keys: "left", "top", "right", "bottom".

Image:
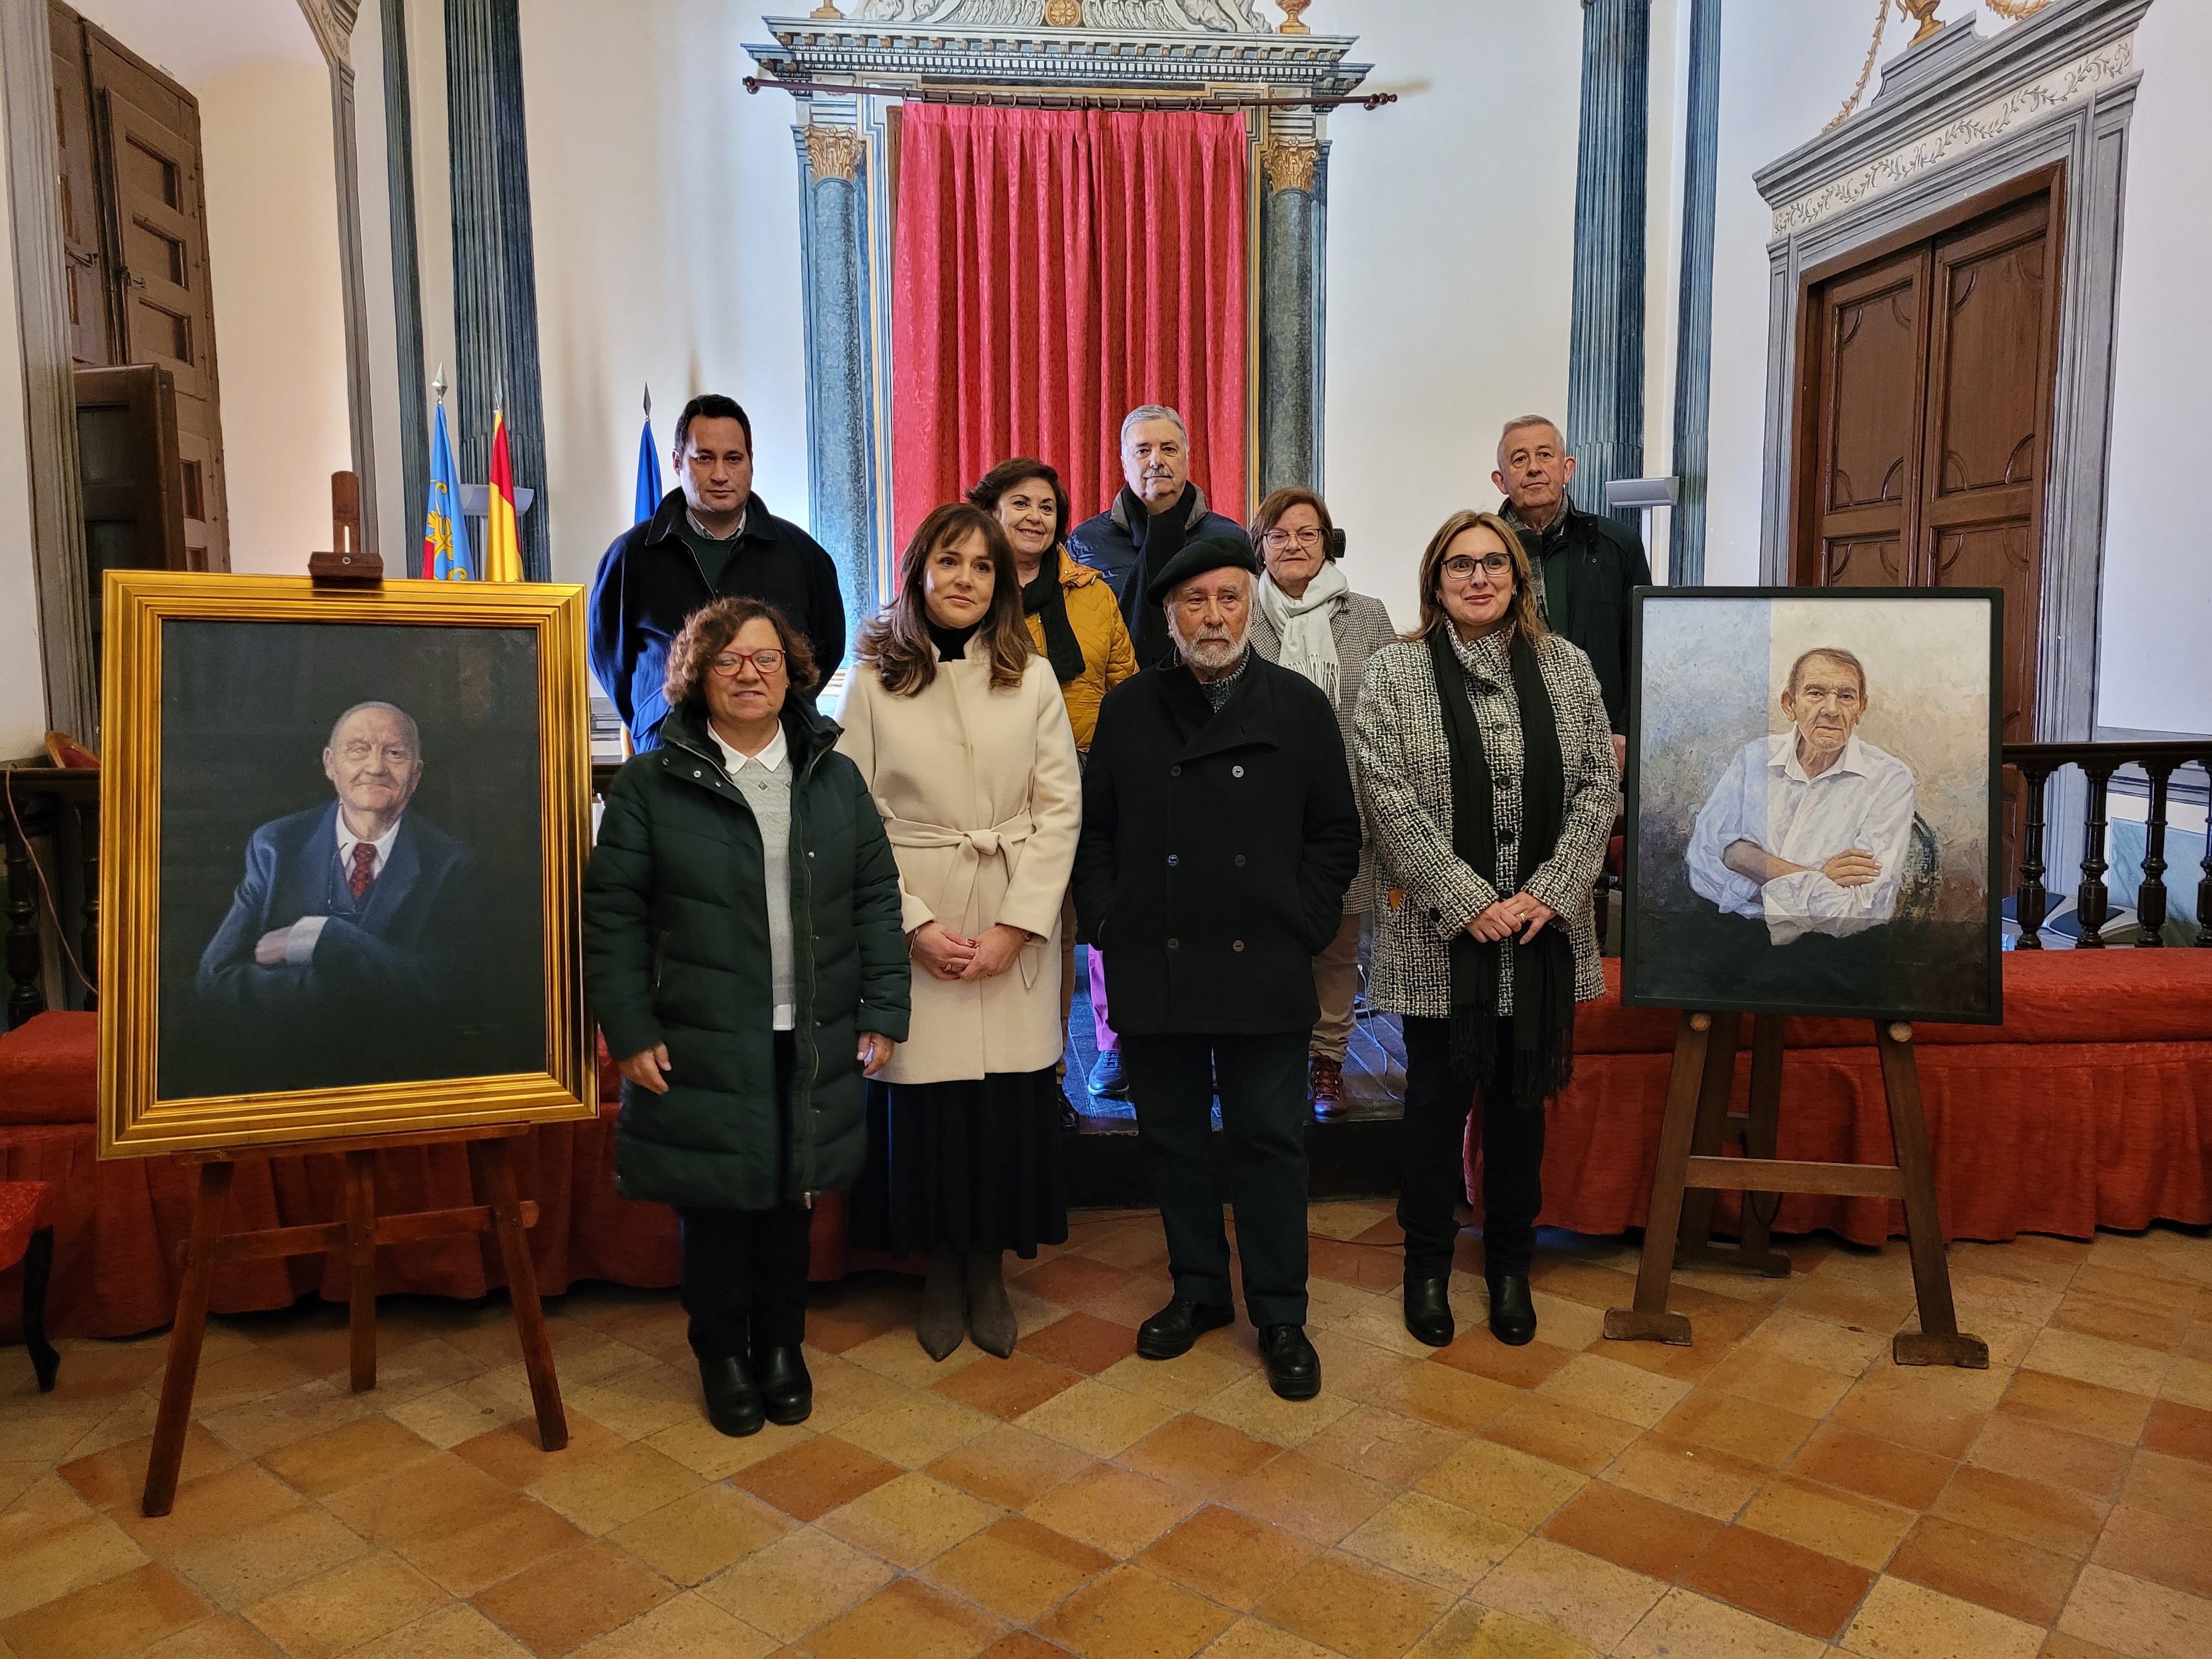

{"left": 516, "top": 0, "right": 808, "bottom": 588}
{"left": 2093, "top": 0, "right": 2212, "bottom": 733}
{"left": 199, "top": 60, "right": 354, "bottom": 572}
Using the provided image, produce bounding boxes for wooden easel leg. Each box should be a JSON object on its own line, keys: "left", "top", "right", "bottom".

{"left": 1673, "top": 1012, "right": 1741, "bottom": 1265}
{"left": 1604, "top": 1012, "right": 1706, "bottom": 1346}
{"left": 1727, "top": 1014, "right": 1794, "bottom": 1278}
{"left": 343, "top": 1150, "right": 377, "bottom": 1392}
{"left": 1874, "top": 1024, "right": 1988, "bottom": 1369}
{"left": 22, "top": 1226, "right": 59, "bottom": 1392}
{"left": 144, "top": 1161, "right": 233, "bottom": 1517}
{"left": 479, "top": 1138, "right": 567, "bottom": 1450}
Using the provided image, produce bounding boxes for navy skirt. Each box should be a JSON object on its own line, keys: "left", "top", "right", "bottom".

{"left": 848, "top": 1068, "right": 1070, "bottom": 1259}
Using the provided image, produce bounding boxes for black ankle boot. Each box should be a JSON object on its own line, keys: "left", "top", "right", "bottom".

{"left": 1403, "top": 1276, "right": 1455, "bottom": 1347}
{"left": 753, "top": 1345, "right": 812, "bottom": 1426}
{"left": 698, "top": 1354, "right": 765, "bottom": 1437}
{"left": 1487, "top": 1274, "right": 1537, "bottom": 1346}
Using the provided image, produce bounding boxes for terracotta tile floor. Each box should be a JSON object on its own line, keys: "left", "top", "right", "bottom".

{"left": 5, "top": 1208, "right": 2210, "bottom": 1658}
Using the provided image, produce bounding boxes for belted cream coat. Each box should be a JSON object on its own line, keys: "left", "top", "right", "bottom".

{"left": 836, "top": 650, "right": 1081, "bottom": 1085}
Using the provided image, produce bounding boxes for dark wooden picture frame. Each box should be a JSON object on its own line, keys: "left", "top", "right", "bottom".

{"left": 1621, "top": 585, "right": 2005, "bottom": 1026}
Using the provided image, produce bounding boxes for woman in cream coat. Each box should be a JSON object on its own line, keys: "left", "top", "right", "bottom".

{"left": 838, "top": 502, "right": 1082, "bottom": 1361}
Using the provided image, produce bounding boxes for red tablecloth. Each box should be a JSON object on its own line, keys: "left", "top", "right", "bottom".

{"left": 4, "top": 950, "right": 2208, "bottom": 1339}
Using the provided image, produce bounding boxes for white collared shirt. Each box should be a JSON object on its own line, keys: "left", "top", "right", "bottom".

{"left": 1686, "top": 731, "right": 1916, "bottom": 943}
{"left": 284, "top": 812, "right": 405, "bottom": 963}
{"left": 710, "top": 722, "right": 797, "bottom": 1031}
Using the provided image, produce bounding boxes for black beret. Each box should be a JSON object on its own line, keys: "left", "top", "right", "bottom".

{"left": 1143, "top": 534, "right": 1260, "bottom": 607}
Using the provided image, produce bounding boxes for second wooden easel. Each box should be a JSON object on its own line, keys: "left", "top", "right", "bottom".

{"left": 1604, "top": 1009, "right": 1988, "bottom": 1369}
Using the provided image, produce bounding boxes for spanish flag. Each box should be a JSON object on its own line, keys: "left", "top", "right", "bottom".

{"left": 482, "top": 406, "right": 523, "bottom": 582}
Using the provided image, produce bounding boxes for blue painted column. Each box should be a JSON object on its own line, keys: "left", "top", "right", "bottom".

{"left": 1259, "top": 133, "right": 1325, "bottom": 497}
{"left": 447, "top": 0, "right": 550, "bottom": 582}
{"left": 1668, "top": 0, "right": 1723, "bottom": 584}
{"left": 383, "top": 0, "right": 428, "bottom": 558}
{"left": 1565, "top": 0, "right": 1651, "bottom": 532}
{"left": 799, "top": 119, "right": 876, "bottom": 647}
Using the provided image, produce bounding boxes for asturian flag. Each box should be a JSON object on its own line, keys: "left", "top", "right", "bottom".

{"left": 482, "top": 406, "right": 523, "bottom": 583}
{"left": 634, "top": 387, "right": 662, "bottom": 524}
{"left": 424, "top": 399, "right": 475, "bottom": 580}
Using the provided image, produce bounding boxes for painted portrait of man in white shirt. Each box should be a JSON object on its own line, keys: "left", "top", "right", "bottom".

{"left": 1685, "top": 647, "right": 1916, "bottom": 946}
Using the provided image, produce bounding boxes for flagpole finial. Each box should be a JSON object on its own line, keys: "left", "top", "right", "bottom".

{"left": 644, "top": 383, "right": 652, "bottom": 420}
{"left": 432, "top": 365, "right": 446, "bottom": 402}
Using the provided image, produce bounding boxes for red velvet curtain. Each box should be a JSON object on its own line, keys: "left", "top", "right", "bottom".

{"left": 892, "top": 105, "right": 1248, "bottom": 552}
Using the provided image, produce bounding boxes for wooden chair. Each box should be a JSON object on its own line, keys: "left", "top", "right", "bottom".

{"left": 1, "top": 1179, "right": 59, "bottom": 1390}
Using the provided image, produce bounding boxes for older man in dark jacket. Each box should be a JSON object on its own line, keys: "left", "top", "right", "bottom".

{"left": 1074, "top": 535, "right": 1361, "bottom": 1401}
{"left": 1068, "top": 403, "right": 1246, "bottom": 670}
{"left": 1493, "top": 415, "right": 1651, "bottom": 758}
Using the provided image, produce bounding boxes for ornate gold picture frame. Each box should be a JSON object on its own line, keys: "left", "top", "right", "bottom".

{"left": 98, "top": 572, "right": 598, "bottom": 1156}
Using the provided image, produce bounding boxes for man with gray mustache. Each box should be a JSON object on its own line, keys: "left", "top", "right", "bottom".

{"left": 1073, "top": 534, "right": 1361, "bottom": 1401}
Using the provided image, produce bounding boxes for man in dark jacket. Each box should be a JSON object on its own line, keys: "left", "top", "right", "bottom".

{"left": 588, "top": 394, "right": 847, "bottom": 749}
{"left": 1493, "top": 415, "right": 1651, "bottom": 764}
{"left": 1074, "top": 535, "right": 1361, "bottom": 1402}
{"left": 1067, "top": 403, "right": 1246, "bottom": 670}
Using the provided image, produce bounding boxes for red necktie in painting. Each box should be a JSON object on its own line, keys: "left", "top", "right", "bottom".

{"left": 348, "top": 842, "right": 377, "bottom": 901}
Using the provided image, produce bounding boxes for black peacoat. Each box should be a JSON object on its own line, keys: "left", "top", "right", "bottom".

{"left": 1074, "top": 653, "right": 1361, "bottom": 1037}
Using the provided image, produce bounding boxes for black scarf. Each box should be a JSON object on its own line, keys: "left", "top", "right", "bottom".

{"left": 1119, "top": 484, "right": 1190, "bottom": 670}
{"left": 1022, "top": 556, "right": 1086, "bottom": 684}
{"left": 1426, "top": 627, "right": 1576, "bottom": 1113}
{"left": 926, "top": 618, "right": 980, "bottom": 661}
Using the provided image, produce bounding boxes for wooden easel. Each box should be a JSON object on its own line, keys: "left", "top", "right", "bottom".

{"left": 143, "top": 1122, "right": 568, "bottom": 1515}
{"left": 1603, "top": 1011, "right": 1988, "bottom": 1369}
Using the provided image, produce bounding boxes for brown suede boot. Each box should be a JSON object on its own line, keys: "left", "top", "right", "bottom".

{"left": 966, "top": 1248, "right": 1018, "bottom": 1358}
{"left": 1310, "top": 1056, "right": 1347, "bottom": 1121}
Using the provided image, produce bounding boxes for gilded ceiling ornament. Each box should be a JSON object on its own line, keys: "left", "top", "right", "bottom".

{"left": 1277, "top": 0, "right": 1310, "bottom": 34}
{"left": 1982, "top": 0, "right": 2056, "bottom": 16}
{"left": 810, "top": 2, "right": 845, "bottom": 16}
{"left": 1044, "top": 0, "right": 1084, "bottom": 22}
{"left": 1262, "top": 139, "right": 1319, "bottom": 194}
{"left": 1899, "top": 0, "right": 1943, "bottom": 46}
{"left": 804, "top": 125, "right": 865, "bottom": 182}
{"left": 1825, "top": 0, "right": 1891, "bottom": 133}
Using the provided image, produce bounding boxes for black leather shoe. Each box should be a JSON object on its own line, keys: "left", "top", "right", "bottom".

{"left": 753, "top": 1345, "right": 812, "bottom": 1426}
{"left": 1136, "top": 1297, "right": 1234, "bottom": 1360}
{"left": 1087, "top": 1049, "right": 1132, "bottom": 1100}
{"left": 1257, "top": 1324, "right": 1321, "bottom": 1401}
{"left": 1487, "top": 1274, "right": 1537, "bottom": 1347}
{"left": 698, "top": 1355, "right": 765, "bottom": 1437}
{"left": 1403, "top": 1276, "right": 1455, "bottom": 1347}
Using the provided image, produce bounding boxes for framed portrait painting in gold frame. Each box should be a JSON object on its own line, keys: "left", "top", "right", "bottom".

{"left": 98, "top": 572, "right": 599, "bottom": 1156}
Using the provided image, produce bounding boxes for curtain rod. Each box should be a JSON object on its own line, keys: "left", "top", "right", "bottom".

{"left": 742, "top": 74, "right": 1396, "bottom": 111}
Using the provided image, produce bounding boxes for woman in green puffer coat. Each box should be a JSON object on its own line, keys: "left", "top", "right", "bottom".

{"left": 584, "top": 596, "right": 910, "bottom": 1440}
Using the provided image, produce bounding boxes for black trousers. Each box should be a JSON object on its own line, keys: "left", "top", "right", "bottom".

{"left": 676, "top": 1030, "right": 812, "bottom": 1359}
{"left": 1397, "top": 1014, "right": 1547, "bottom": 1280}
{"left": 1121, "top": 1029, "right": 1310, "bottom": 1328}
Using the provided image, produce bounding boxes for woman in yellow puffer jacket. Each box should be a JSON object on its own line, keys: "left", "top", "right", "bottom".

{"left": 968, "top": 458, "right": 1138, "bottom": 1121}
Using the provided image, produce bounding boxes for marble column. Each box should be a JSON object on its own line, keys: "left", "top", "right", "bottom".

{"left": 1668, "top": 0, "right": 1722, "bottom": 584}
{"left": 382, "top": 0, "right": 430, "bottom": 564}
{"left": 799, "top": 118, "right": 876, "bottom": 646}
{"left": 447, "top": 0, "right": 550, "bottom": 581}
{"left": 1259, "top": 132, "right": 1325, "bottom": 498}
{"left": 1565, "top": 0, "right": 1651, "bottom": 531}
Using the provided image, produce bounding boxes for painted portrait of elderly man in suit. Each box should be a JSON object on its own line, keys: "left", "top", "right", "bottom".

{"left": 190, "top": 699, "right": 485, "bottom": 1093}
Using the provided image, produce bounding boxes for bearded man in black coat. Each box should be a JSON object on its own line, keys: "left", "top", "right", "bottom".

{"left": 1073, "top": 534, "right": 1361, "bottom": 1401}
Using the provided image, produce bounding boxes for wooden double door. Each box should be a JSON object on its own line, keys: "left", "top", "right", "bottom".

{"left": 1792, "top": 187, "right": 2059, "bottom": 753}
{"left": 49, "top": 0, "right": 228, "bottom": 571}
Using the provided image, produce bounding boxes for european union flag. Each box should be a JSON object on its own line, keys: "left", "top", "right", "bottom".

{"left": 425, "top": 399, "right": 476, "bottom": 581}
{"left": 634, "top": 388, "right": 662, "bottom": 524}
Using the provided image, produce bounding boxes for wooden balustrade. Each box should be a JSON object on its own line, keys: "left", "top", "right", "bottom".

{"left": 2005, "top": 742, "right": 2212, "bottom": 950}
{"left": 4, "top": 743, "right": 2208, "bottom": 1031}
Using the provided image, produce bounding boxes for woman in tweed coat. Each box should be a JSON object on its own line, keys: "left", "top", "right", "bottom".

{"left": 1248, "top": 488, "right": 1397, "bottom": 1122}
{"left": 1355, "top": 509, "right": 1617, "bottom": 1349}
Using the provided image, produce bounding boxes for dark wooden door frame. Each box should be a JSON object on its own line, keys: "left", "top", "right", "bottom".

{"left": 1786, "top": 161, "right": 2068, "bottom": 595}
